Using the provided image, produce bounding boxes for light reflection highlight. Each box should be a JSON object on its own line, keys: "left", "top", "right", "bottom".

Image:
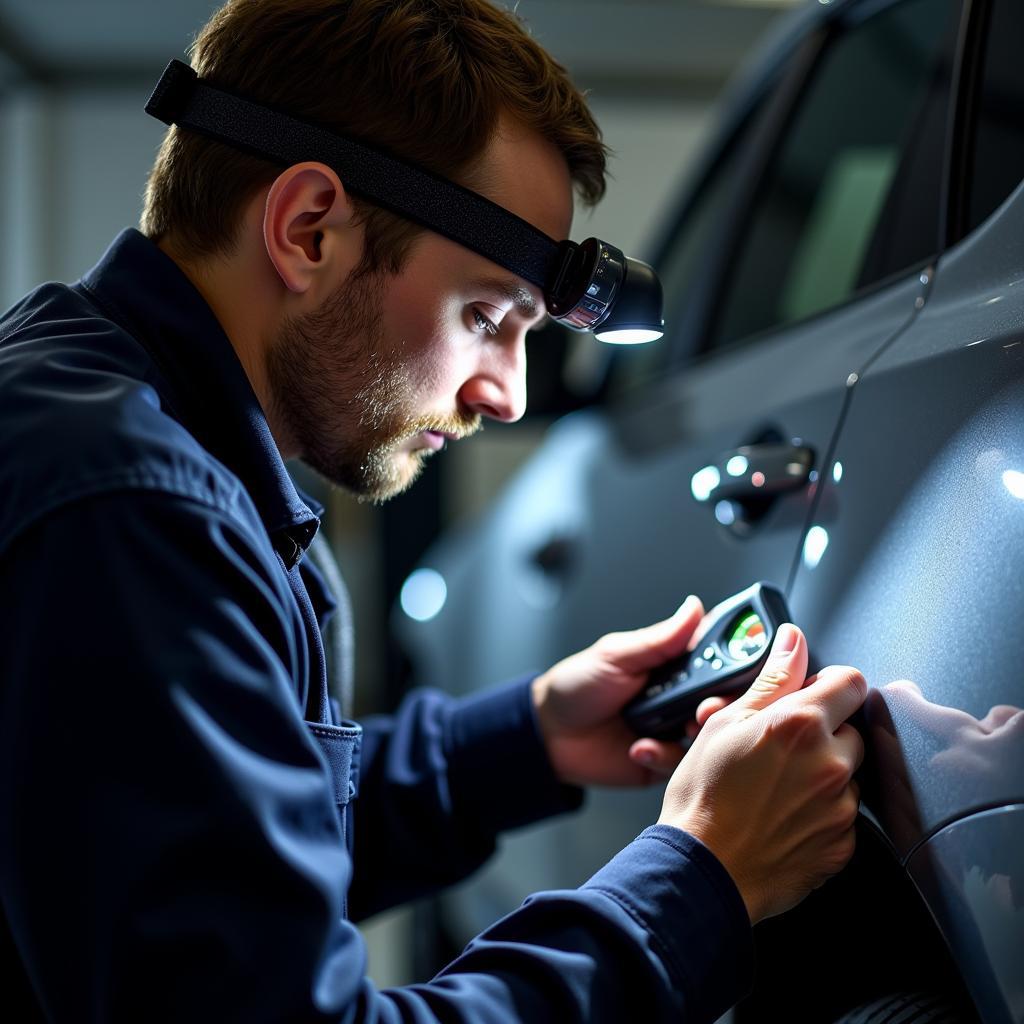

{"left": 595, "top": 328, "right": 663, "bottom": 345}
{"left": 400, "top": 568, "right": 448, "bottom": 622}
{"left": 726, "top": 455, "right": 749, "bottom": 477}
{"left": 1002, "top": 470, "right": 1024, "bottom": 501}
{"left": 803, "top": 526, "right": 830, "bottom": 569}
{"left": 691, "top": 465, "right": 720, "bottom": 502}
{"left": 833, "top": 461, "right": 844, "bottom": 484}
{"left": 714, "top": 500, "right": 736, "bottom": 526}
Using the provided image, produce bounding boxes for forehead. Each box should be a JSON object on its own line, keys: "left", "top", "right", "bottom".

{"left": 473, "top": 114, "right": 575, "bottom": 243}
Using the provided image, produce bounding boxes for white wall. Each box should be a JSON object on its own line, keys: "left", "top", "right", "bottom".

{"left": 581, "top": 96, "right": 711, "bottom": 259}
{"left": 0, "top": 85, "right": 165, "bottom": 308}
{"left": 51, "top": 89, "right": 167, "bottom": 284}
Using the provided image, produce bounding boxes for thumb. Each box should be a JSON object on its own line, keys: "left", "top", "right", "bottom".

{"left": 734, "top": 623, "right": 808, "bottom": 718}
{"left": 599, "top": 595, "right": 705, "bottom": 675}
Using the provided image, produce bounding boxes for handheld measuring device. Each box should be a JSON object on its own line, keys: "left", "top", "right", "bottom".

{"left": 623, "top": 582, "right": 791, "bottom": 739}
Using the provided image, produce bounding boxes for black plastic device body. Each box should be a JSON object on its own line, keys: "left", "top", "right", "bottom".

{"left": 622, "top": 582, "right": 791, "bottom": 739}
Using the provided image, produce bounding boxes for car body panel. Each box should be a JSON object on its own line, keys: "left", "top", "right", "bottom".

{"left": 907, "top": 805, "right": 1024, "bottom": 1024}
{"left": 788, "top": 179, "right": 1024, "bottom": 856}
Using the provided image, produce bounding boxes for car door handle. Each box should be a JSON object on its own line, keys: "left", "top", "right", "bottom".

{"left": 529, "top": 534, "right": 577, "bottom": 578}
{"left": 691, "top": 443, "right": 815, "bottom": 505}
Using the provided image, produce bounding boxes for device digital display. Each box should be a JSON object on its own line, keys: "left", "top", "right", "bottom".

{"left": 726, "top": 610, "right": 768, "bottom": 661}
{"left": 622, "top": 582, "right": 790, "bottom": 739}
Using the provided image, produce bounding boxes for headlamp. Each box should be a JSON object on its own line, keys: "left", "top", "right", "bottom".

{"left": 145, "top": 60, "right": 664, "bottom": 345}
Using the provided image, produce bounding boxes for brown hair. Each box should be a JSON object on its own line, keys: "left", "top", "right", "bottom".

{"left": 141, "top": 0, "right": 607, "bottom": 272}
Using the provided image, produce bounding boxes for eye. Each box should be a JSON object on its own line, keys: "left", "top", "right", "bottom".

{"left": 472, "top": 308, "right": 500, "bottom": 337}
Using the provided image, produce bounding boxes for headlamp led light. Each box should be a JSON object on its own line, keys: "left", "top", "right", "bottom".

{"left": 146, "top": 60, "right": 664, "bottom": 345}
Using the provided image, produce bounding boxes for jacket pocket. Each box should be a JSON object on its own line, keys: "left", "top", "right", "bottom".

{"left": 306, "top": 719, "right": 361, "bottom": 856}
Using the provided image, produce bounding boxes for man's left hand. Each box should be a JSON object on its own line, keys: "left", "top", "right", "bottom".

{"left": 532, "top": 596, "right": 705, "bottom": 787}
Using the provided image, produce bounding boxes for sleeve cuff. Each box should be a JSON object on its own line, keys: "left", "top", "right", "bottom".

{"left": 582, "top": 824, "right": 754, "bottom": 1023}
{"left": 446, "top": 675, "right": 584, "bottom": 835}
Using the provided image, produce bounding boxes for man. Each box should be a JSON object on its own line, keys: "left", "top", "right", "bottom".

{"left": 0, "top": 1, "right": 865, "bottom": 1021}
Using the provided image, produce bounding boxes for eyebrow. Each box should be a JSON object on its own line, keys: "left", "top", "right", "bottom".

{"left": 473, "top": 276, "right": 545, "bottom": 322}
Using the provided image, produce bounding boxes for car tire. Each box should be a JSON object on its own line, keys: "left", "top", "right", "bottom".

{"left": 836, "top": 991, "right": 970, "bottom": 1024}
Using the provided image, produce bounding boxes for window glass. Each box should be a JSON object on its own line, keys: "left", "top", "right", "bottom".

{"left": 605, "top": 107, "right": 757, "bottom": 399}
{"left": 964, "top": 0, "right": 1024, "bottom": 235}
{"left": 712, "top": 0, "right": 959, "bottom": 350}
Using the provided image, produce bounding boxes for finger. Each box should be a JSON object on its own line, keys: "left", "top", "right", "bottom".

{"left": 600, "top": 595, "right": 704, "bottom": 674}
{"left": 734, "top": 623, "right": 808, "bottom": 718}
{"left": 796, "top": 664, "right": 868, "bottom": 733}
{"left": 885, "top": 678, "right": 923, "bottom": 698}
{"left": 629, "top": 738, "right": 685, "bottom": 778}
{"left": 686, "top": 610, "right": 716, "bottom": 653}
{"left": 980, "top": 704, "right": 1023, "bottom": 732}
{"left": 695, "top": 695, "right": 731, "bottom": 727}
{"left": 833, "top": 721, "right": 865, "bottom": 775}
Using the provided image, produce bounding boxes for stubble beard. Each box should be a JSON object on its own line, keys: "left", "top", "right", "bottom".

{"left": 266, "top": 267, "right": 476, "bottom": 503}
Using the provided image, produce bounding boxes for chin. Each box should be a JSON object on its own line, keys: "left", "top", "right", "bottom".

{"left": 308, "top": 440, "right": 432, "bottom": 503}
{"left": 351, "top": 450, "right": 430, "bottom": 504}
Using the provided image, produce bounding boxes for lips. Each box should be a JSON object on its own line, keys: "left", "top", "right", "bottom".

{"left": 420, "top": 431, "right": 449, "bottom": 451}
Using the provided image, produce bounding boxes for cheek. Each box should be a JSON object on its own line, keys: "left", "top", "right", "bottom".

{"left": 381, "top": 298, "right": 466, "bottom": 398}
{"left": 404, "top": 346, "right": 464, "bottom": 405}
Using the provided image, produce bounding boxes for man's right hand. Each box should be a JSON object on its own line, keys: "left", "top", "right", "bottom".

{"left": 658, "top": 623, "right": 866, "bottom": 924}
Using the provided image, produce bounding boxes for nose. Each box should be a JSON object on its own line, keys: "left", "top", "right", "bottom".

{"left": 458, "top": 333, "right": 528, "bottom": 423}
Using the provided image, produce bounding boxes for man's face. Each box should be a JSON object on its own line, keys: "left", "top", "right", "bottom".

{"left": 266, "top": 119, "right": 574, "bottom": 502}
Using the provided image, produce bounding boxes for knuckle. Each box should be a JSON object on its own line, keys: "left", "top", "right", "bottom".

{"left": 770, "top": 705, "right": 826, "bottom": 743}
{"left": 822, "top": 754, "right": 852, "bottom": 790}
{"left": 848, "top": 668, "right": 868, "bottom": 695}
{"left": 837, "top": 829, "right": 857, "bottom": 863}
{"left": 593, "top": 633, "right": 624, "bottom": 659}
{"left": 818, "top": 664, "right": 868, "bottom": 700}
{"left": 753, "top": 667, "right": 790, "bottom": 691}
{"left": 853, "top": 734, "right": 866, "bottom": 769}
{"left": 830, "top": 791, "right": 860, "bottom": 831}
{"left": 842, "top": 792, "right": 861, "bottom": 828}
{"left": 821, "top": 830, "right": 857, "bottom": 876}
{"left": 835, "top": 665, "right": 868, "bottom": 698}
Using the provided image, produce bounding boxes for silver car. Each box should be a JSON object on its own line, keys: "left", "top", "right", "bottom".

{"left": 397, "top": 0, "right": 1024, "bottom": 1020}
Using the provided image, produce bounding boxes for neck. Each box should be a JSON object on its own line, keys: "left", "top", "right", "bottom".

{"left": 156, "top": 234, "right": 301, "bottom": 460}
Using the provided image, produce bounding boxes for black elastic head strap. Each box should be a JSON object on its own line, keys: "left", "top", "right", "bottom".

{"left": 146, "top": 60, "right": 562, "bottom": 290}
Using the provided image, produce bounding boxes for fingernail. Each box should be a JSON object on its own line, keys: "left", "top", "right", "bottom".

{"left": 677, "top": 595, "right": 699, "bottom": 615}
{"left": 772, "top": 623, "right": 798, "bottom": 656}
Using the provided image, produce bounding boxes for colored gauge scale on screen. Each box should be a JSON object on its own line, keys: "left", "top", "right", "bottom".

{"left": 726, "top": 611, "right": 768, "bottom": 661}
{"left": 622, "top": 581, "right": 791, "bottom": 739}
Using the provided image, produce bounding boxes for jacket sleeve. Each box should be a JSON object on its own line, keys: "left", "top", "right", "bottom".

{"left": 0, "top": 490, "right": 753, "bottom": 1024}
{"left": 348, "top": 679, "right": 584, "bottom": 919}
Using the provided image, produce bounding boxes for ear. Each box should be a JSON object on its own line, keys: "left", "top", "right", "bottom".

{"left": 263, "top": 162, "right": 360, "bottom": 296}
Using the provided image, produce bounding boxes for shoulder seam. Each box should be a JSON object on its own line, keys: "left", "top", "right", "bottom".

{"left": 0, "top": 470, "right": 256, "bottom": 562}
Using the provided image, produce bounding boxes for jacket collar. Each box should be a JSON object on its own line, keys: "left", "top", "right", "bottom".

{"left": 80, "top": 229, "right": 320, "bottom": 560}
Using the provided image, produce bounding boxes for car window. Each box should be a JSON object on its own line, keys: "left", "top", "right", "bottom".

{"left": 963, "top": 0, "right": 1024, "bottom": 236}
{"left": 710, "top": 0, "right": 961, "bottom": 351}
{"left": 605, "top": 130, "right": 751, "bottom": 398}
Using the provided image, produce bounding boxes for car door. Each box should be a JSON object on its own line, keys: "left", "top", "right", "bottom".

{"left": 786, "top": 1, "right": 1024, "bottom": 1018}
{"left": 396, "top": 0, "right": 963, "bottom": 939}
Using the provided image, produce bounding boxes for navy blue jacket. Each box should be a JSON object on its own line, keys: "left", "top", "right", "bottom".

{"left": 0, "top": 230, "right": 753, "bottom": 1022}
